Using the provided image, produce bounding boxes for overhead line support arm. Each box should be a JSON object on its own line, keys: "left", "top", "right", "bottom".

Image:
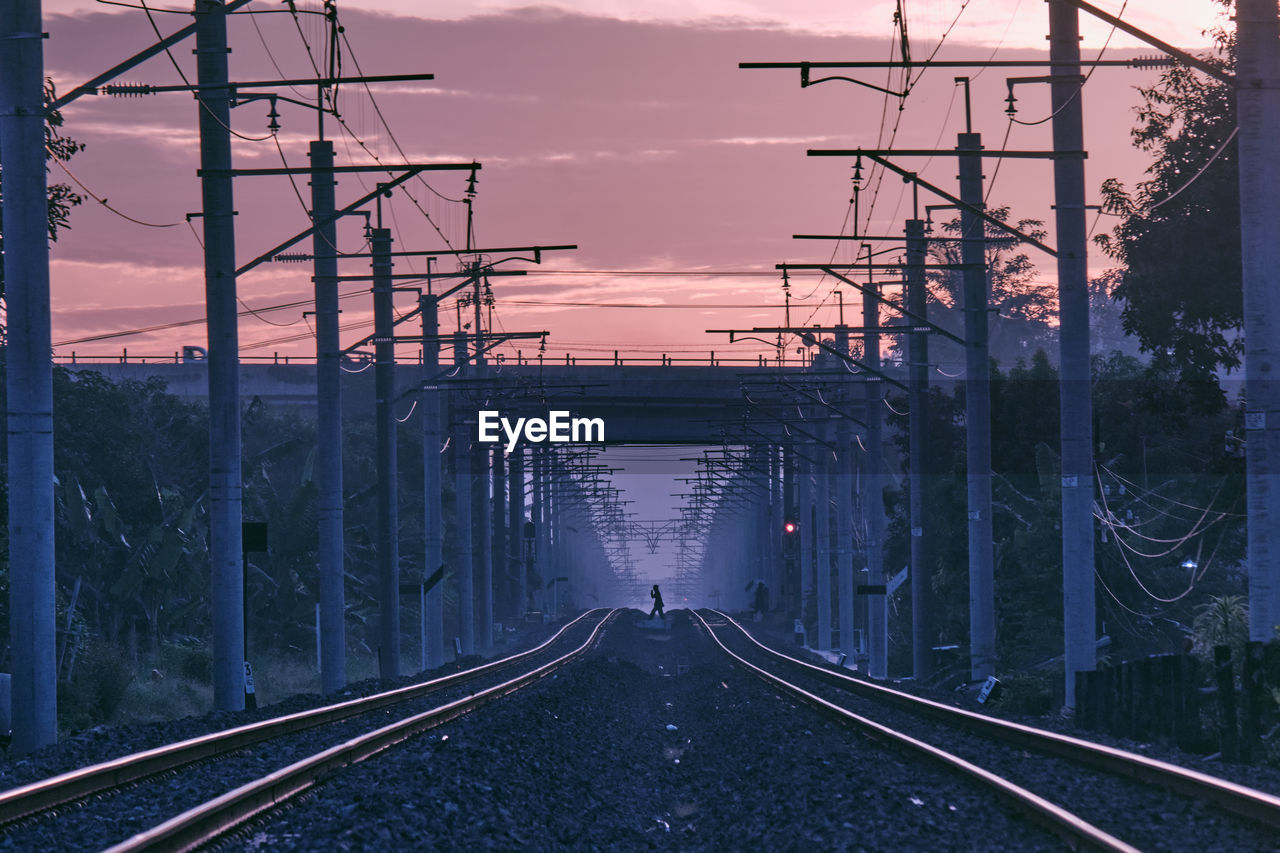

{"left": 49, "top": 0, "right": 255, "bottom": 111}
{"left": 817, "top": 153, "right": 1058, "bottom": 257}
{"left": 237, "top": 165, "right": 476, "bottom": 276}
{"left": 1057, "top": 0, "right": 1233, "bottom": 83}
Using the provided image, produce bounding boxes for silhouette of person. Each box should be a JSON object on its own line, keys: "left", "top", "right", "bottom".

{"left": 753, "top": 580, "right": 768, "bottom": 617}
{"left": 649, "top": 583, "right": 665, "bottom": 620}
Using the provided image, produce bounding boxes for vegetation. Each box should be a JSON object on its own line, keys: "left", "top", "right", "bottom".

{"left": 884, "top": 350, "right": 1246, "bottom": 679}
{"left": 0, "top": 365, "right": 458, "bottom": 733}
{"left": 1094, "top": 1, "right": 1238, "bottom": 376}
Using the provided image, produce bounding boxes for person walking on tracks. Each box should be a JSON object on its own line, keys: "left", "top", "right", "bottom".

{"left": 753, "top": 580, "right": 769, "bottom": 618}
{"left": 649, "top": 583, "right": 665, "bottom": 620}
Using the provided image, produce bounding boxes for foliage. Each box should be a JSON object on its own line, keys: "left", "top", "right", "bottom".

{"left": 57, "top": 638, "right": 134, "bottom": 732}
{"left": 885, "top": 349, "right": 1247, "bottom": 674}
{"left": 923, "top": 206, "right": 1056, "bottom": 367}
{"left": 48, "top": 368, "right": 211, "bottom": 650}
{"left": 1191, "top": 594, "right": 1249, "bottom": 661}
{"left": 1093, "top": 3, "right": 1239, "bottom": 375}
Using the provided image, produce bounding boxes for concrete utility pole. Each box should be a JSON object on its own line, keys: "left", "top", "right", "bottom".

{"left": 834, "top": 327, "right": 857, "bottom": 659}
{"left": 1235, "top": 0, "right": 1280, "bottom": 644}
{"left": 453, "top": 333, "right": 474, "bottom": 656}
{"left": 492, "top": 448, "right": 506, "bottom": 624}
{"left": 310, "top": 138, "right": 346, "bottom": 694}
{"left": 816, "top": 423, "right": 833, "bottom": 650}
{"left": 1048, "top": 0, "right": 1097, "bottom": 707}
{"left": 2, "top": 0, "right": 57, "bottom": 752}
{"left": 957, "top": 117, "right": 996, "bottom": 682}
{"left": 421, "top": 293, "right": 445, "bottom": 669}
{"left": 538, "top": 448, "right": 553, "bottom": 610}
{"left": 509, "top": 449, "right": 525, "bottom": 616}
{"left": 769, "top": 448, "right": 783, "bottom": 599}
{"left": 863, "top": 282, "right": 887, "bottom": 679}
{"left": 531, "top": 448, "right": 544, "bottom": 610}
{"left": 905, "top": 218, "right": 933, "bottom": 680}
{"left": 477, "top": 443, "right": 493, "bottom": 650}
{"left": 196, "top": 0, "right": 245, "bottom": 711}
{"left": 798, "top": 454, "right": 814, "bottom": 627}
{"left": 372, "top": 228, "right": 400, "bottom": 678}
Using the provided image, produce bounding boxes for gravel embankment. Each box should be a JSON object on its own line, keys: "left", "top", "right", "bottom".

{"left": 734, "top": 613, "right": 1280, "bottom": 800}
{"left": 0, "top": 620, "right": 563, "bottom": 851}
{"left": 706, "top": 612, "right": 1280, "bottom": 852}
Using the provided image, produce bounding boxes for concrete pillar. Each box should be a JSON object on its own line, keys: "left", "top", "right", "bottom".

{"left": 958, "top": 129, "right": 996, "bottom": 681}
{"left": 372, "top": 229, "right": 400, "bottom": 678}
{"left": 195, "top": 0, "right": 244, "bottom": 711}
{"left": 421, "top": 295, "right": 444, "bottom": 669}
{"left": 2, "top": 0, "right": 58, "bottom": 750}
{"left": 906, "top": 218, "right": 934, "bottom": 680}
{"left": 1049, "top": 0, "right": 1098, "bottom": 707}
{"left": 310, "top": 139, "right": 346, "bottom": 693}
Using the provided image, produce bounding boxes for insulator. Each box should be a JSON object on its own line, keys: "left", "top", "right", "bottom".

{"left": 273, "top": 252, "right": 313, "bottom": 263}
{"left": 103, "top": 82, "right": 156, "bottom": 97}
{"left": 1130, "top": 55, "right": 1176, "bottom": 69}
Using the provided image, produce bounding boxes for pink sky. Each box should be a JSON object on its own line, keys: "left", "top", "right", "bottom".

{"left": 37, "top": 1, "right": 1231, "bottom": 364}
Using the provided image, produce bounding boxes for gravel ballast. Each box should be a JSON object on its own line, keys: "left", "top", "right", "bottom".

{"left": 233, "top": 610, "right": 1064, "bottom": 851}
{"left": 4, "top": 609, "right": 1275, "bottom": 851}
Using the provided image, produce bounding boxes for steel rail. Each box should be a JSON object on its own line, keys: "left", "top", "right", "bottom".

{"left": 708, "top": 609, "right": 1280, "bottom": 833}
{"left": 691, "top": 610, "right": 1137, "bottom": 853}
{"left": 104, "top": 609, "right": 619, "bottom": 853}
{"left": 0, "top": 609, "right": 609, "bottom": 826}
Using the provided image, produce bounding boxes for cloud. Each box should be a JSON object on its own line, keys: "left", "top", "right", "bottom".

{"left": 708, "top": 134, "right": 841, "bottom": 146}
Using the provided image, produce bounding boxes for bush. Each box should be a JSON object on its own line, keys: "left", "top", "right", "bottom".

{"left": 57, "top": 640, "right": 134, "bottom": 732}
{"left": 158, "top": 641, "right": 213, "bottom": 684}
{"left": 991, "top": 669, "right": 1057, "bottom": 716}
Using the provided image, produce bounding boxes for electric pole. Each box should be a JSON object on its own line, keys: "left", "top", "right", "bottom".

{"left": 835, "top": 326, "right": 857, "bottom": 660}
{"left": 905, "top": 218, "right": 933, "bottom": 680}
{"left": 863, "top": 278, "right": 887, "bottom": 679}
{"left": 196, "top": 0, "right": 245, "bottom": 711}
{"left": 1049, "top": 0, "right": 1097, "bottom": 708}
{"left": 2, "top": 0, "right": 57, "bottom": 752}
{"left": 1235, "top": 0, "right": 1280, "bottom": 644}
{"left": 310, "top": 136, "right": 346, "bottom": 694}
{"left": 453, "top": 333, "right": 474, "bottom": 656}
{"left": 372, "top": 228, "right": 400, "bottom": 678}
{"left": 957, "top": 103, "right": 996, "bottom": 682}
{"left": 477, "top": 436, "right": 493, "bottom": 650}
{"left": 421, "top": 292, "right": 445, "bottom": 668}
{"left": 492, "top": 447, "right": 507, "bottom": 625}
{"left": 798, "top": 452, "right": 814, "bottom": 628}
{"left": 816, "top": 421, "right": 833, "bottom": 651}
{"left": 508, "top": 448, "right": 525, "bottom": 617}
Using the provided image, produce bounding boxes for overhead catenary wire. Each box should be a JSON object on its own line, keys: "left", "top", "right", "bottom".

{"left": 138, "top": 0, "right": 277, "bottom": 143}
{"left": 47, "top": 148, "right": 183, "bottom": 229}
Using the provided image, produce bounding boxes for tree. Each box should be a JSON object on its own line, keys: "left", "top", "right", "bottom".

{"left": 921, "top": 206, "right": 1057, "bottom": 368}
{"left": 884, "top": 349, "right": 1247, "bottom": 675}
{"left": 1094, "top": 2, "right": 1238, "bottom": 376}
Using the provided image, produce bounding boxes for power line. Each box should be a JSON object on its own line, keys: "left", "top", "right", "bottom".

{"left": 47, "top": 146, "right": 183, "bottom": 228}
{"left": 138, "top": 0, "right": 276, "bottom": 143}
{"left": 1011, "top": 0, "right": 1129, "bottom": 127}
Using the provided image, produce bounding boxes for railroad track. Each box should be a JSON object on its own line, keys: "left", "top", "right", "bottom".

{"left": 0, "top": 608, "right": 617, "bottom": 851}
{"left": 693, "top": 608, "right": 1280, "bottom": 852}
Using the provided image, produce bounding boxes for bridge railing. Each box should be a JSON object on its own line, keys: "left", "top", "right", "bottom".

{"left": 56, "top": 350, "right": 812, "bottom": 368}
